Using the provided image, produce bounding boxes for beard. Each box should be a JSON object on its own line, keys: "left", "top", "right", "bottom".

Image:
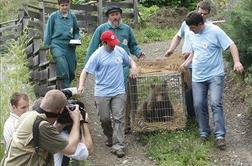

{"left": 109, "top": 19, "right": 121, "bottom": 28}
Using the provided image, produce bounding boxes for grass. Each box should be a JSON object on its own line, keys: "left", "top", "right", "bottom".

{"left": 134, "top": 26, "right": 177, "bottom": 44}
{"left": 142, "top": 122, "right": 213, "bottom": 166}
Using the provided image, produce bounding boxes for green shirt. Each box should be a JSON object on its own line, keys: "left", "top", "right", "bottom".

{"left": 44, "top": 10, "right": 80, "bottom": 48}
{"left": 85, "top": 22, "right": 142, "bottom": 64}
{"left": 2, "top": 111, "right": 68, "bottom": 166}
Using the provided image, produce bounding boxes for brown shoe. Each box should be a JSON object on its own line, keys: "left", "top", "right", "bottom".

{"left": 216, "top": 139, "right": 226, "bottom": 150}
{"left": 105, "top": 138, "right": 112, "bottom": 147}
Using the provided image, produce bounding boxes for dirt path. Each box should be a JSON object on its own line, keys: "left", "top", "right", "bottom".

{"left": 82, "top": 41, "right": 252, "bottom": 165}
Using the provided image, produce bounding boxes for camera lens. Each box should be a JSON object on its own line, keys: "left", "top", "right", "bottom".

{"left": 67, "top": 104, "right": 76, "bottom": 111}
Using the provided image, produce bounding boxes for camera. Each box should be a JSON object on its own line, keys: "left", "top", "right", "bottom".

{"left": 57, "top": 88, "right": 87, "bottom": 124}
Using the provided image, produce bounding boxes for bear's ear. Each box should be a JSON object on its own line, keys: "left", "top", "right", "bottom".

{"left": 150, "top": 84, "right": 155, "bottom": 89}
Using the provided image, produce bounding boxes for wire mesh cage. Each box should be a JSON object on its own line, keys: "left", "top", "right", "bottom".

{"left": 128, "top": 72, "right": 186, "bottom": 132}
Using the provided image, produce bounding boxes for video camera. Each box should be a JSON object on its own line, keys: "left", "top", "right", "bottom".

{"left": 57, "top": 88, "right": 87, "bottom": 124}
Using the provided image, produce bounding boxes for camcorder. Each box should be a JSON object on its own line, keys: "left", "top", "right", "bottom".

{"left": 57, "top": 88, "right": 87, "bottom": 124}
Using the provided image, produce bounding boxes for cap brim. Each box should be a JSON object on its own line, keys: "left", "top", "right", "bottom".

{"left": 107, "top": 38, "right": 120, "bottom": 47}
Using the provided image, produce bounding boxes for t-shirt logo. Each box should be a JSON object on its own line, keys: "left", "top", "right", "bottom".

{"left": 115, "top": 57, "right": 122, "bottom": 64}
{"left": 122, "top": 39, "right": 128, "bottom": 45}
{"left": 203, "top": 42, "right": 208, "bottom": 48}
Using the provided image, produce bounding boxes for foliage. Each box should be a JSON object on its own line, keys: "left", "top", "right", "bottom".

{"left": 0, "top": 0, "right": 37, "bottom": 22}
{"left": 223, "top": 0, "right": 252, "bottom": 85}
{"left": 138, "top": 4, "right": 159, "bottom": 22}
{"left": 134, "top": 26, "right": 177, "bottom": 43}
{"left": 0, "top": 34, "right": 35, "bottom": 158}
{"left": 71, "top": 33, "right": 91, "bottom": 87}
{"left": 144, "top": 127, "right": 213, "bottom": 165}
{"left": 139, "top": 0, "right": 198, "bottom": 9}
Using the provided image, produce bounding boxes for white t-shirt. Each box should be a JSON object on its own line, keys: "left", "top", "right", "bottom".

{"left": 3, "top": 112, "right": 19, "bottom": 150}
{"left": 54, "top": 131, "right": 89, "bottom": 166}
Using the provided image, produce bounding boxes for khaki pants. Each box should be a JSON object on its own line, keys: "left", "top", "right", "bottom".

{"left": 95, "top": 94, "right": 126, "bottom": 150}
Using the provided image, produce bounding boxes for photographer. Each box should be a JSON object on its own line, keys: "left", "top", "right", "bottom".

{"left": 1, "top": 90, "right": 80, "bottom": 165}
{"left": 31, "top": 90, "right": 93, "bottom": 166}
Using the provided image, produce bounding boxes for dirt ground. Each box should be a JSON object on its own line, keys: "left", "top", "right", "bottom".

{"left": 82, "top": 41, "right": 252, "bottom": 166}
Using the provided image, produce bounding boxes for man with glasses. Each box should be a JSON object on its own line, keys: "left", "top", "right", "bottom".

{"left": 44, "top": 0, "right": 80, "bottom": 88}
{"left": 164, "top": 1, "right": 211, "bottom": 121}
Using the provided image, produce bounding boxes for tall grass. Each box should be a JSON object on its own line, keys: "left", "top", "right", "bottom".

{"left": 0, "top": 34, "right": 35, "bottom": 158}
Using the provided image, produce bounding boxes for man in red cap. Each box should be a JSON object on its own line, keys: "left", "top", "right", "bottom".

{"left": 78, "top": 31, "right": 138, "bottom": 158}
{"left": 84, "top": 5, "right": 145, "bottom": 134}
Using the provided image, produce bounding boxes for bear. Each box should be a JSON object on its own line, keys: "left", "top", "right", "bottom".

{"left": 143, "top": 80, "right": 174, "bottom": 122}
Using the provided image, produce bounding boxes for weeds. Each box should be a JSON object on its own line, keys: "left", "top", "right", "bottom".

{"left": 0, "top": 34, "right": 35, "bottom": 158}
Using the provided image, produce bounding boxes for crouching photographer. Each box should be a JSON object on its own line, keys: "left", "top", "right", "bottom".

{"left": 54, "top": 89, "right": 93, "bottom": 166}
{"left": 1, "top": 90, "right": 88, "bottom": 166}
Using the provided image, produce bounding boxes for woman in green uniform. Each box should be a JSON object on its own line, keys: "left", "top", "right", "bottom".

{"left": 44, "top": 0, "right": 80, "bottom": 88}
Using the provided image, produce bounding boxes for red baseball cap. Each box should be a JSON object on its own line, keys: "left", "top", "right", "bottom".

{"left": 100, "top": 31, "right": 120, "bottom": 47}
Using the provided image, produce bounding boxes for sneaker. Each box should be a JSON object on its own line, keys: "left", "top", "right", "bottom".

{"left": 111, "top": 149, "right": 125, "bottom": 158}
{"left": 216, "top": 139, "right": 226, "bottom": 150}
{"left": 105, "top": 138, "right": 112, "bottom": 147}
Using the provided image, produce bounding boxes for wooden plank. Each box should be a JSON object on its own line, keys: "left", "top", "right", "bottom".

{"left": 44, "top": 6, "right": 57, "bottom": 14}
{"left": 33, "top": 54, "right": 40, "bottom": 67}
{"left": 30, "top": 69, "right": 40, "bottom": 81}
{"left": 39, "top": 48, "right": 49, "bottom": 64}
{"left": 26, "top": 44, "right": 34, "bottom": 57}
{"left": 98, "top": 0, "right": 103, "bottom": 25}
{"left": 27, "top": 4, "right": 43, "bottom": 11}
{"left": 28, "top": 20, "right": 43, "bottom": 30}
{"left": 39, "top": 68, "right": 49, "bottom": 81}
{"left": 133, "top": 0, "right": 138, "bottom": 24}
{"left": 71, "top": 4, "right": 97, "bottom": 12}
{"left": 75, "top": 14, "right": 97, "bottom": 22}
{"left": 56, "top": 79, "right": 64, "bottom": 89}
{"left": 103, "top": 2, "right": 133, "bottom": 8}
{"left": 0, "top": 24, "right": 20, "bottom": 33}
{"left": 43, "top": 0, "right": 57, "bottom": 5}
{"left": 77, "top": 21, "right": 97, "bottom": 28}
{"left": 38, "top": 83, "right": 49, "bottom": 97}
{"left": 49, "top": 62, "right": 57, "bottom": 79}
{"left": 0, "top": 19, "right": 18, "bottom": 26}
{"left": 33, "top": 38, "right": 41, "bottom": 54}
{"left": 27, "top": 9, "right": 41, "bottom": 19}
{"left": 27, "top": 56, "right": 34, "bottom": 68}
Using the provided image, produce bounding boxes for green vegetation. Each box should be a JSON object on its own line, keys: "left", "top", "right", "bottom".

{"left": 223, "top": 0, "right": 252, "bottom": 85}
{"left": 135, "top": 26, "right": 177, "bottom": 43}
{"left": 143, "top": 125, "right": 213, "bottom": 166}
{"left": 0, "top": 34, "right": 35, "bottom": 158}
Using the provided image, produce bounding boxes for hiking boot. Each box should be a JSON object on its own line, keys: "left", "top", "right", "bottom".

{"left": 216, "top": 139, "right": 226, "bottom": 150}
{"left": 105, "top": 138, "right": 112, "bottom": 147}
{"left": 111, "top": 149, "right": 125, "bottom": 158}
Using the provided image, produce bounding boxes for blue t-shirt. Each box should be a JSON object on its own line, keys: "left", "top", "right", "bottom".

{"left": 177, "top": 21, "right": 193, "bottom": 54}
{"left": 84, "top": 46, "right": 131, "bottom": 96}
{"left": 188, "top": 23, "right": 233, "bottom": 82}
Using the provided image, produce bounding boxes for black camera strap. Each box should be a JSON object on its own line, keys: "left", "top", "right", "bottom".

{"left": 33, "top": 116, "right": 51, "bottom": 166}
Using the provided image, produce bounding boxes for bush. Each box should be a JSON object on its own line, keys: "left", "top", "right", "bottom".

{"left": 223, "top": 0, "right": 252, "bottom": 85}
{"left": 139, "top": 0, "right": 197, "bottom": 9}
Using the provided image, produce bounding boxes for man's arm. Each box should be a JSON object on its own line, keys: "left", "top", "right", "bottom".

{"left": 80, "top": 122, "right": 93, "bottom": 155}
{"left": 61, "top": 106, "right": 81, "bottom": 155}
{"left": 78, "top": 70, "right": 89, "bottom": 93}
{"left": 180, "top": 53, "right": 193, "bottom": 71}
{"left": 229, "top": 43, "right": 244, "bottom": 73}
{"left": 129, "top": 58, "right": 138, "bottom": 78}
{"left": 128, "top": 28, "right": 142, "bottom": 58}
{"left": 44, "top": 14, "right": 54, "bottom": 48}
{"left": 164, "top": 34, "right": 182, "bottom": 57}
{"left": 72, "top": 13, "right": 80, "bottom": 39}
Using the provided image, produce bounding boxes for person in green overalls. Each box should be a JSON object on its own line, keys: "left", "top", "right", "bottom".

{"left": 44, "top": 0, "right": 80, "bottom": 88}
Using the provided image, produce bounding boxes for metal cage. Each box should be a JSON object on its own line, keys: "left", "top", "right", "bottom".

{"left": 128, "top": 72, "right": 186, "bottom": 132}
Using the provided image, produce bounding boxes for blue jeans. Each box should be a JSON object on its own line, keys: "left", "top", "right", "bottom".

{"left": 192, "top": 76, "right": 226, "bottom": 139}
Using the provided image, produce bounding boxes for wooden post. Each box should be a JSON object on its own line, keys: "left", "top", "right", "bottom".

{"left": 39, "top": 1, "right": 46, "bottom": 37}
{"left": 98, "top": 0, "right": 103, "bottom": 25}
{"left": 133, "top": 0, "right": 138, "bottom": 26}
